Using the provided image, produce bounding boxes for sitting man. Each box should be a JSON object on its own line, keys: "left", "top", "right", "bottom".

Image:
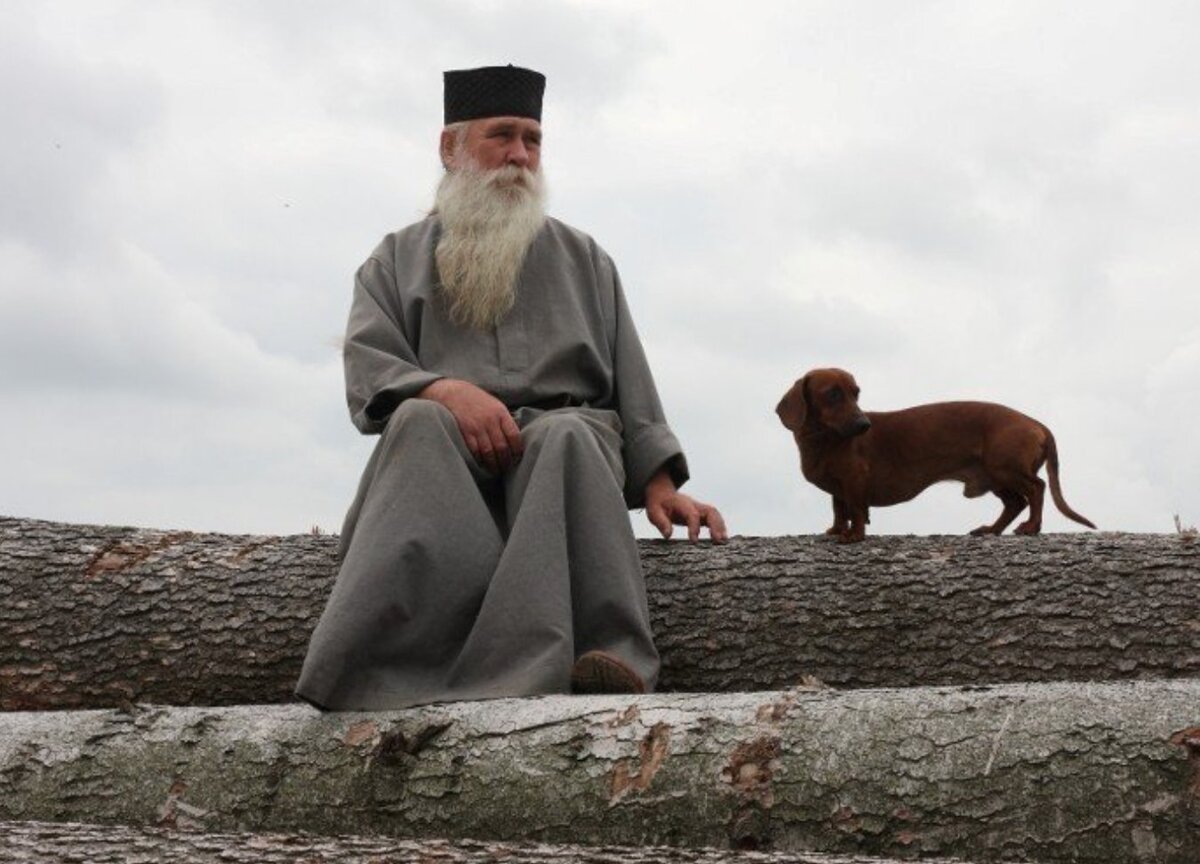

{"left": 296, "top": 64, "right": 726, "bottom": 711}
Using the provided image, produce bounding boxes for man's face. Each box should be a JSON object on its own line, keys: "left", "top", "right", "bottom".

{"left": 446, "top": 116, "right": 542, "bottom": 173}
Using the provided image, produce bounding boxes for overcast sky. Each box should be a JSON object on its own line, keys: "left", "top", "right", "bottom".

{"left": 3, "top": 1, "right": 1198, "bottom": 539}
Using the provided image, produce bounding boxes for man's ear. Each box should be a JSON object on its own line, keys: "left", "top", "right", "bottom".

{"left": 439, "top": 128, "right": 457, "bottom": 169}
{"left": 775, "top": 376, "right": 809, "bottom": 431}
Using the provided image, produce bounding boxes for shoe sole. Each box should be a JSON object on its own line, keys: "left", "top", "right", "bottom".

{"left": 570, "top": 651, "right": 645, "bottom": 694}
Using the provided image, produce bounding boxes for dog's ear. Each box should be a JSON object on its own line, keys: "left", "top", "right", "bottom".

{"left": 775, "top": 376, "right": 809, "bottom": 431}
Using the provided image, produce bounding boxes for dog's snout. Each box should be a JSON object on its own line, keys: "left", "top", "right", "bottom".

{"left": 836, "top": 414, "right": 871, "bottom": 438}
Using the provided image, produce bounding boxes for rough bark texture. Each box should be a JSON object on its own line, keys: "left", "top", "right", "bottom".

{"left": 2, "top": 517, "right": 1198, "bottom": 710}
{"left": 0, "top": 821, "right": 985, "bottom": 864}
{"left": 642, "top": 530, "right": 1200, "bottom": 693}
{"left": 1, "top": 682, "right": 1197, "bottom": 862}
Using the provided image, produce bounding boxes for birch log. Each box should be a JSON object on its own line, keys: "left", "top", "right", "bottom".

{"left": 0, "top": 821, "right": 987, "bottom": 864}
{"left": 2, "top": 517, "right": 1198, "bottom": 710}
{"left": 1, "top": 682, "right": 1197, "bottom": 863}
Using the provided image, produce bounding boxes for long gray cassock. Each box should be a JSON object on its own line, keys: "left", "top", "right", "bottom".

{"left": 296, "top": 215, "right": 689, "bottom": 710}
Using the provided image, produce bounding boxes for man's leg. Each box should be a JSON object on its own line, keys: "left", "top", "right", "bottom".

{"left": 296, "top": 399, "right": 504, "bottom": 710}
{"left": 448, "top": 408, "right": 660, "bottom": 696}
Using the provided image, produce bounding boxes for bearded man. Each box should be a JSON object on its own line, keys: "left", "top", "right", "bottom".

{"left": 296, "top": 65, "right": 725, "bottom": 711}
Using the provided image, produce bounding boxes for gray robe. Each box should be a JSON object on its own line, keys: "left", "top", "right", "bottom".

{"left": 295, "top": 215, "right": 688, "bottom": 710}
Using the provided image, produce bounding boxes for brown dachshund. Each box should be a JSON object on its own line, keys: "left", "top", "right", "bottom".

{"left": 776, "top": 368, "right": 1096, "bottom": 543}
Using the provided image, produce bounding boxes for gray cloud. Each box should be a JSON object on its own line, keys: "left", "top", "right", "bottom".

{"left": 0, "top": 14, "right": 164, "bottom": 255}
{"left": 1, "top": 1, "right": 1197, "bottom": 538}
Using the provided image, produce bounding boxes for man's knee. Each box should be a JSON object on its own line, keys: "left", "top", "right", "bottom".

{"left": 381, "top": 398, "right": 459, "bottom": 448}
{"left": 525, "top": 411, "right": 623, "bottom": 481}
{"left": 527, "top": 412, "right": 599, "bottom": 450}
{"left": 389, "top": 398, "right": 454, "bottom": 427}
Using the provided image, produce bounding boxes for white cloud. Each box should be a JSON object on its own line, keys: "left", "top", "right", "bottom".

{"left": 2, "top": 1, "right": 1198, "bottom": 538}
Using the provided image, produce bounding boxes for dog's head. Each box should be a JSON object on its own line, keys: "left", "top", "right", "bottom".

{"left": 776, "top": 368, "right": 871, "bottom": 438}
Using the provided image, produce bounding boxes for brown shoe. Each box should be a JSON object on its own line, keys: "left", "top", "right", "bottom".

{"left": 570, "top": 650, "right": 646, "bottom": 694}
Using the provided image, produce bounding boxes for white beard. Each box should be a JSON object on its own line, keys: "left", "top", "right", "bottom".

{"left": 433, "top": 161, "right": 547, "bottom": 330}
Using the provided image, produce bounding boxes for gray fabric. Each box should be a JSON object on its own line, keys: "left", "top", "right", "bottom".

{"left": 342, "top": 214, "right": 688, "bottom": 505}
{"left": 295, "top": 216, "right": 684, "bottom": 710}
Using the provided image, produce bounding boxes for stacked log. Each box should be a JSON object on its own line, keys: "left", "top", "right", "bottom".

{"left": 1, "top": 516, "right": 1198, "bottom": 862}
{"left": 3, "top": 518, "right": 1197, "bottom": 709}
{"left": 0, "top": 821, "right": 978, "bottom": 864}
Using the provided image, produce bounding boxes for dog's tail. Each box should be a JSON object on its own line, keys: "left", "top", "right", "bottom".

{"left": 1044, "top": 431, "right": 1097, "bottom": 529}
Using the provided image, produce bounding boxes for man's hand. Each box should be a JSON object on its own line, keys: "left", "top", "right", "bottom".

{"left": 644, "top": 470, "right": 728, "bottom": 543}
{"left": 419, "top": 379, "right": 523, "bottom": 475}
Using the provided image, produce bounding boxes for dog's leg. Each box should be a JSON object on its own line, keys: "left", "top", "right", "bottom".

{"left": 1014, "top": 476, "right": 1046, "bottom": 535}
{"left": 970, "top": 490, "right": 1026, "bottom": 536}
{"left": 826, "top": 498, "right": 850, "bottom": 537}
{"left": 839, "top": 505, "right": 868, "bottom": 543}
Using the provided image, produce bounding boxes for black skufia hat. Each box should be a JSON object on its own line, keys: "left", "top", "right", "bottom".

{"left": 443, "top": 65, "right": 545, "bottom": 125}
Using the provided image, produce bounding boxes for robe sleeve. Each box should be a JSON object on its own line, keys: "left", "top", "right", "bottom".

{"left": 344, "top": 255, "right": 443, "bottom": 434}
{"left": 605, "top": 256, "right": 691, "bottom": 508}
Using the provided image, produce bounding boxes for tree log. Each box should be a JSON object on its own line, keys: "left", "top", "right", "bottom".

{"left": 2, "top": 517, "right": 1198, "bottom": 710}
{"left": 0, "top": 821, "right": 987, "bottom": 864}
{"left": 1, "top": 682, "right": 1196, "bottom": 862}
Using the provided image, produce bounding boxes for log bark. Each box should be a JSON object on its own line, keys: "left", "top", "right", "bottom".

{"left": 0, "top": 821, "right": 985, "bottom": 864}
{"left": 1, "top": 682, "right": 1196, "bottom": 863}
{"left": 2, "top": 517, "right": 1198, "bottom": 710}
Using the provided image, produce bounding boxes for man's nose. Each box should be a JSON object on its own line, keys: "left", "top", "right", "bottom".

{"left": 506, "top": 139, "right": 530, "bottom": 166}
